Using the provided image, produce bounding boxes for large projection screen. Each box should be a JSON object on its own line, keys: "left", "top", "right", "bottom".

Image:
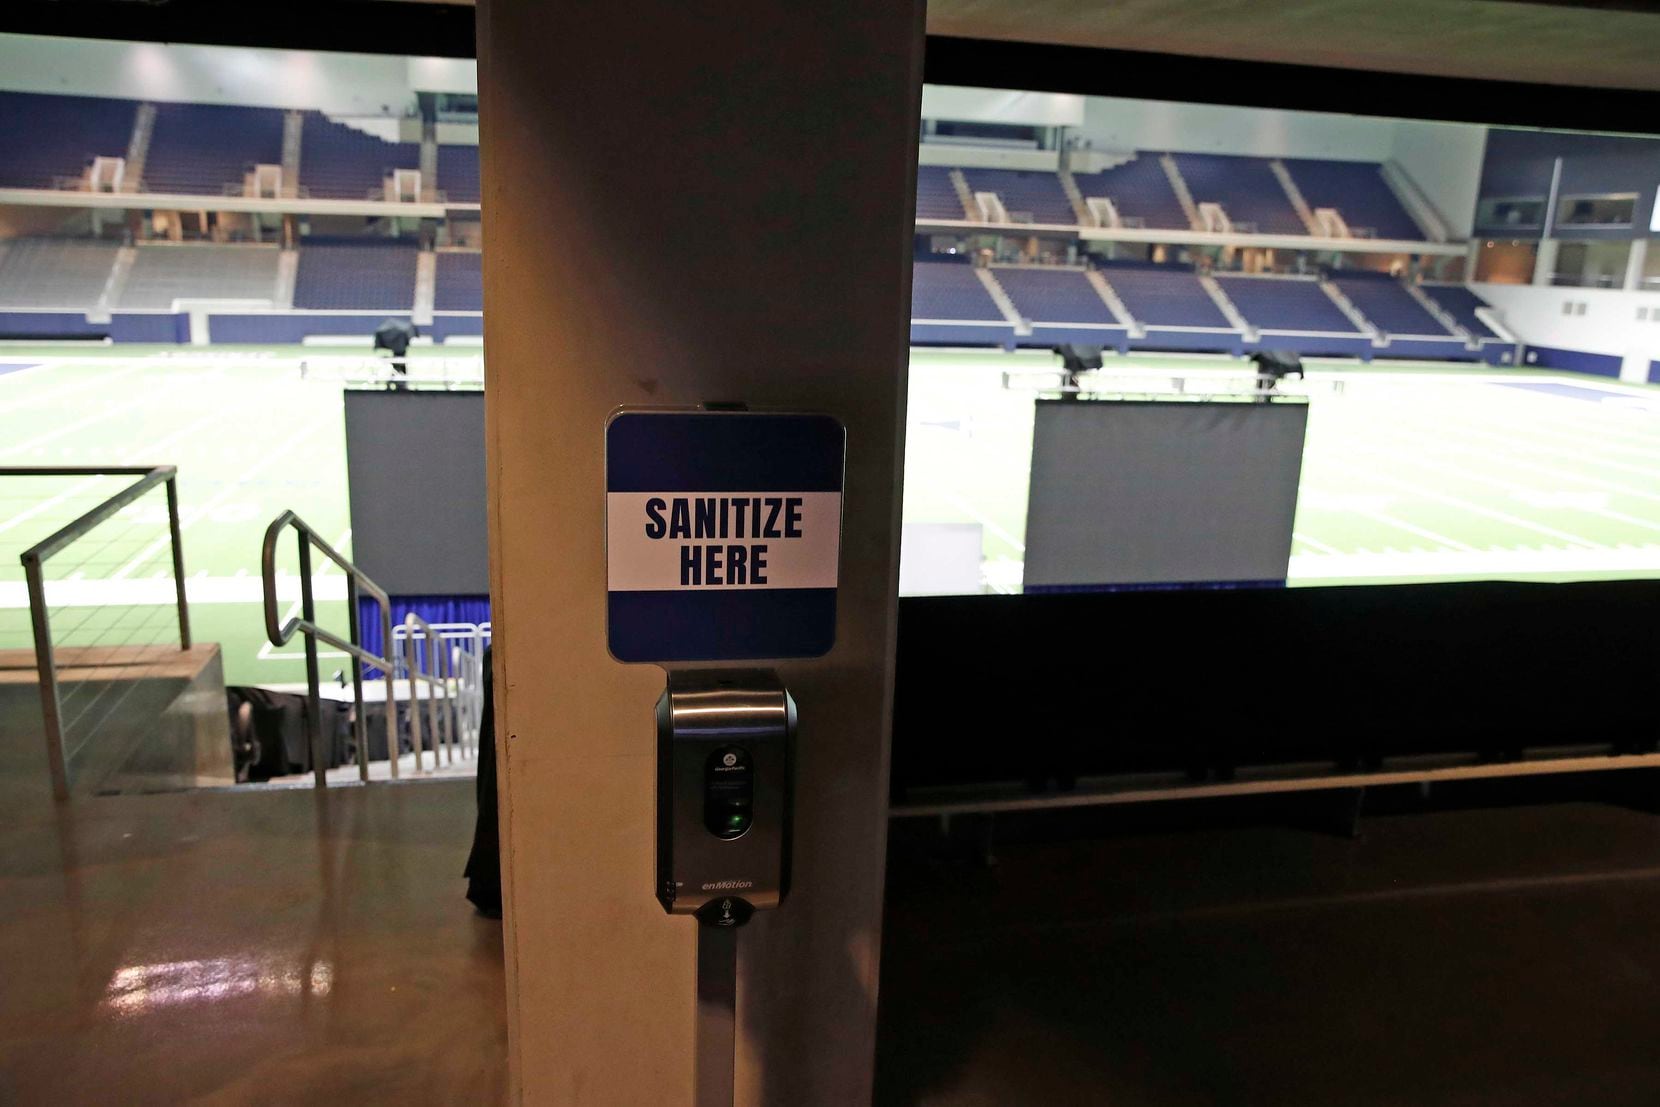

{"left": 343, "top": 390, "right": 488, "bottom": 596}
{"left": 1023, "top": 399, "right": 1308, "bottom": 590}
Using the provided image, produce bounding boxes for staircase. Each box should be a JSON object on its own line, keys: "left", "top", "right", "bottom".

{"left": 275, "top": 248, "right": 299, "bottom": 309}
{"left": 419, "top": 119, "right": 439, "bottom": 202}
{"left": 1058, "top": 168, "right": 1092, "bottom": 226}
{"left": 1404, "top": 281, "right": 1471, "bottom": 343}
{"left": 975, "top": 268, "right": 1030, "bottom": 335}
{"left": 281, "top": 111, "right": 304, "bottom": 198}
{"left": 1269, "top": 159, "right": 1321, "bottom": 235}
{"left": 1380, "top": 161, "right": 1449, "bottom": 243}
{"left": 948, "top": 169, "right": 976, "bottom": 220}
{"left": 1320, "top": 279, "right": 1383, "bottom": 344}
{"left": 413, "top": 250, "right": 437, "bottom": 326}
{"left": 90, "top": 245, "right": 136, "bottom": 323}
{"left": 1200, "top": 275, "right": 1256, "bottom": 341}
{"left": 1160, "top": 154, "right": 1202, "bottom": 231}
{"left": 124, "top": 103, "right": 157, "bottom": 191}
{"left": 1085, "top": 270, "right": 1143, "bottom": 338}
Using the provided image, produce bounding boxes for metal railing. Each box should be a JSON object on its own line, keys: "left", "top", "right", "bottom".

{"left": 8, "top": 465, "right": 189, "bottom": 801}
{"left": 261, "top": 509, "right": 482, "bottom": 787}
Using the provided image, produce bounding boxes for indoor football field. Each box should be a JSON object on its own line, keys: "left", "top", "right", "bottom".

{"left": 5, "top": 343, "right": 1660, "bottom": 687}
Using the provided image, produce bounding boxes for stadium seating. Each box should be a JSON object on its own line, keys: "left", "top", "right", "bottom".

{"left": 0, "top": 238, "right": 117, "bottom": 308}
{"left": 1213, "top": 275, "right": 1358, "bottom": 334}
{"left": 1330, "top": 272, "right": 1453, "bottom": 336}
{"left": 1071, "top": 156, "right": 1190, "bottom": 230}
{"left": 1282, "top": 158, "right": 1424, "bottom": 241}
{"left": 910, "top": 260, "right": 1013, "bottom": 345}
{"left": 434, "top": 251, "right": 483, "bottom": 312}
{"left": 299, "top": 112, "right": 421, "bottom": 200}
{"left": 915, "top": 165, "right": 966, "bottom": 220}
{"left": 117, "top": 244, "right": 281, "bottom": 309}
{"left": 992, "top": 267, "right": 1116, "bottom": 324}
{"left": 0, "top": 92, "right": 135, "bottom": 190}
{"left": 436, "top": 145, "right": 480, "bottom": 203}
{"left": 292, "top": 238, "right": 418, "bottom": 310}
{"left": 144, "top": 103, "right": 285, "bottom": 195}
{"left": 958, "top": 168, "right": 1075, "bottom": 224}
{"left": 1099, "top": 263, "right": 1228, "bottom": 328}
{"left": 1419, "top": 283, "right": 1500, "bottom": 339}
{"left": 1172, "top": 153, "right": 1305, "bottom": 234}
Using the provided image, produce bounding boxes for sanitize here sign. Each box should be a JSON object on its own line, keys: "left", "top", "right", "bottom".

{"left": 605, "top": 411, "right": 845, "bottom": 663}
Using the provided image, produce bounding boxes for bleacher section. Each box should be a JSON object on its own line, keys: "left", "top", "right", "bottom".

{"left": 958, "top": 169, "right": 1075, "bottom": 225}
{"left": 292, "top": 239, "right": 418, "bottom": 310}
{"left": 144, "top": 103, "right": 285, "bottom": 196}
{"left": 1099, "top": 263, "right": 1238, "bottom": 352}
{"left": 1213, "top": 275, "right": 1370, "bottom": 357}
{"left": 1420, "top": 283, "right": 1500, "bottom": 339}
{"left": 0, "top": 92, "right": 135, "bottom": 190}
{"left": 299, "top": 113, "right": 421, "bottom": 200}
{"left": 1172, "top": 153, "right": 1305, "bottom": 235}
{"left": 1283, "top": 159, "right": 1423, "bottom": 241}
{"left": 0, "top": 238, "right": 116, "bottom": 308}
{"left": 1332, "top": 271, "right": 1467, "bottom": 358}
{"left": 910, "top": 261, "right": 1012, "bottom": 345}
{"left": 437, "top": 145, "right": 480, "bottom": 203}
{"left": 915, "top": 166, "right": 966, "bottom": 220}
{"left": 434, "top": 251, "right": 483, "bottom": 312}
{"left": 1072, "top": 156, "right": 1189, "bottom": 230}
{"left": 116, "top": 244, "right": 281, "bottom": 309}
{"left": 991, "top": 266, "right": 1126, "bottom": 348}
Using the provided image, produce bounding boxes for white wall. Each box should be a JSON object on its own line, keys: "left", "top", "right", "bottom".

{"left": 1076, "top": 97, "right": 1396, "bottom": 159}
{"left": 1474, "top": 282, "right": 1660, "bottom": 380}
{"left": 922, "top": 85, "right": 1084, "bottom": 127}
{"left": 0, "top": 32, "right": 473, "bottom": 115}
{"left": 1389, "top": 120, "right": 1486, "bottom": 238}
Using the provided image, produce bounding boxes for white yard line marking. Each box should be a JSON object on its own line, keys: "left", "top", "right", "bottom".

{"left": 108, "top": 415, "right": 331, "bottom": 580}
{"left": 943, "top": 492, "right": 1025, "bottom": 553}
{"left": 1347, "top": 508, "right": 1477, "bottom": 552}
{"left": 1321, "top": 462, "right": 1605, "bottom": 549}
{"left": 1290, "top": 531, "right": 1342, "bottom": 556}
{"left": 0, "top": 401, "right": 233, "bottom": 538}
{"left": 1404, "top": 413, "right": 1660, "bottom": 482}
{"left": 2, "top": 360, "right": 155, "bottom": 413}
{"left": 1, "top": 368, "right": 214, "bottom": 458}
{"left": 1376, "top": 424, "right": 1660, "bottom": 507}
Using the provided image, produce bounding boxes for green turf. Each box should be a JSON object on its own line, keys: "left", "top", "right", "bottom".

{"left": 4, "top": 343, "right": 1660, "bottom": 688}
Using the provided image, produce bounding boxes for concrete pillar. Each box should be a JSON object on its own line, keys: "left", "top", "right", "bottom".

{"left": 1532, "top": 237, "right": 1559, "bottom": 286}
{"left": 1624, "top": 237, "right": 1649, "bottom": 291}
{"left": 476, "top": 1, "right": 922, "bottom": 1104}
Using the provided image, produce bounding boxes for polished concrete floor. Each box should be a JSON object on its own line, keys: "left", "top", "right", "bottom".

{"left": 0, "top": 780, "right": 505, "bottom": 1105}
{"left": 875, "top": 776, "right": 1660, "bottom": 1107}
{"left": 8, "top": 771, "right": 1660, "bottom": 1105}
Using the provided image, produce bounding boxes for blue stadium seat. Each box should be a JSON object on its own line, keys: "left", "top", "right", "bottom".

{"left": 437, "top": 145, "right": 480, "bottom": 203}
{"left": 1331, "top": 273, "right": 1454, "bottom": 336}
{"left": 144, "top": 102, "right": 285, "bottom": 195}
{"left": 1172, "top": 153, "right": 1306, "bottom": 235}
{"left": 434, "top": 251, "right": 483, "bottom": 312}
{"left": 1099, "top": 264, "right": 1229, "bottom": 328}
{"left": 0, "top": 92, "right": 135, "bottom": 190}
{"left": 292, "top": 238, "right": 418, "bottom": 310}
{"left": 1214, "top": 275, "right": 1358, "bottom": 334}
{"left": 1282, "top": 158, "right": 1424, "bottom": 241}
{"left": 992, "top": 267, "right": 1118, "bottom": 324}
{"left": 915, "top": 166, "right": 967, "bottom": 220}
{"left": 957, "top": 168, "right": 1076, "bottom": 224}
{"left": 1419, "top": 284, "right": 1500, "bottom": 339}
{"left": 1071, "top": 155, "right": 1189, "bottom": 230}
{"left": 299, "top": 112, "right": 421, "bottom": 200}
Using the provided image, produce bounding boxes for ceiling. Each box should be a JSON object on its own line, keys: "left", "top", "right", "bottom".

{"left": 923, "top": 0, "right": 1660, "bottom": 91}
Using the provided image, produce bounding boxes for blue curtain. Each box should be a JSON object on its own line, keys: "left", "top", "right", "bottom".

{"left": 357, "top": 594, "right": 491, "bottom": 678}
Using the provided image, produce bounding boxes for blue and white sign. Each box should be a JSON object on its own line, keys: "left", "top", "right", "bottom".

{"left": 606, "top": 410, "right": 845, "bottom": 664}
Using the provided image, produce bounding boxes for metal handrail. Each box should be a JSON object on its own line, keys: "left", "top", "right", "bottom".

{"left": 261, "top": 510, "right": 471, "bottom": 787}
{"left": 402, "top": 612, "right": 458, "bottom": 771}
{"left": 262, "top": 510, "right": 399, "bottom": 788}
{"left": 5, "top": 465, "right": 190, "bottom": 801}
